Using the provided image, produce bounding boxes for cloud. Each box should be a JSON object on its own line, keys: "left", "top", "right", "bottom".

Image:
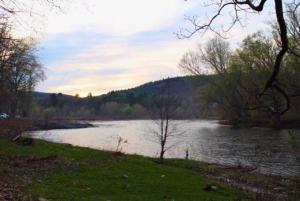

{"left": 32, "top": 0, "right": 275, "bottom": 96}
{"left": 38, "top": 30, "right": 200, "bottom": 96}
{"left": 14, "top": 0, "right": 198, "bottom": 38}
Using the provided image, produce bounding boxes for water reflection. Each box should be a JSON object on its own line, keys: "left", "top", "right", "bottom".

{"left": 25, "top": 120, "right": 300, "bottom": 176}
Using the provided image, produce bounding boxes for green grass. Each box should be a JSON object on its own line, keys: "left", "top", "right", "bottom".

{"left": 0, "top": 138, "right": 249, "bottom": 201}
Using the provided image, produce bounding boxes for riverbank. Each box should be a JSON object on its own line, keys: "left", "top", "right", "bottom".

{"left": 30, "top": 120, "right": 94, "bottom": 131}
{"left": 0, "top": 137, "right": 299, "bottom": 201}
{"left": 219, "top": 119, "right": 300, "bottom": 129}
{"left": 0, "top": 119, "right": 94, "bottom": 136}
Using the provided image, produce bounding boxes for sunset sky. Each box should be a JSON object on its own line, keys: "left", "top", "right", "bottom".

{"left": 18, "top": 0, "right": 275, "bottom": 97}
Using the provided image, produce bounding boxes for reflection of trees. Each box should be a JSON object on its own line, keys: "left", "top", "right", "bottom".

{"left": 190, "top": 127, "right": 300, "bottom": 175}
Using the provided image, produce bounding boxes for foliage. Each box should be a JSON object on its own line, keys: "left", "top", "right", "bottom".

{"left": 33, "top": 76, "right": 210, "bottom": 120}
{"left": 179, "top": 18, "right": 300, "bottom": 126}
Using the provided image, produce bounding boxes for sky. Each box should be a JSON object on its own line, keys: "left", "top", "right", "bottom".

{"left": 15, "top": 0, "right": 275, "bottom": 97}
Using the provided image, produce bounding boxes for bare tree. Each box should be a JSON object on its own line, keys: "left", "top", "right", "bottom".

{"left": 0, "top": 0, "right": 62, "bottom": 38}
{"left": 179, "top": 36, "right": 231, "bottom": 76}
{"left": 8, "top": 38, "right": 45, "bottom": 117}
{"left": 285, "top": 2, "right": 300, "bottom": 57}
{"left": 149, "top": 80, "right": 183, "bottom": 162}
{"left": 0, "top": 0, "right": 62, "bottom": 116}
{"left": 115, "top": 135, "right": 128, "bottom": 153}
{"left": 179, "top": 0, "right": 293, "bottom": 114}
{"left": 0, "top": 24, "right": 45, "bottom": 117}
{"left": 0, "top": 0, "right": 62, "bottom": 19}
{"left": 179, "top": 37, "right": 249, "bottom": 122}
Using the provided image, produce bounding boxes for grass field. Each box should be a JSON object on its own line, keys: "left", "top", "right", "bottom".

{"left": 0, "top": 137, "right": 298, "bottom": 201}
{"left": 0, "top": 137, "right": 251, "bottom": 201}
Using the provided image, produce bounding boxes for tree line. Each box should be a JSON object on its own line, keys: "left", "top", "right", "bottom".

{"left": 32, "top": 76, "right": 205, "bottom": 122}
{"left": 0, "top": 0, "right": 61, "bottom": 118}
{"left": 179, "top": 5, "right": 300, "bottom": 127}
{"left": 0, "top": 24, "right": 44, "bottom": 118}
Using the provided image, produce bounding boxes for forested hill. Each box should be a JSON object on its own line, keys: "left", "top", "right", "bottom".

{"left": 99, "top": 75, "right": 209, "bottom": 103}
{"left": 34, "top": 75, "right": 210, "bottom": 119}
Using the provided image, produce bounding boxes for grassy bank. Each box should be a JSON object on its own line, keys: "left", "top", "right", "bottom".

{"left": 0, "top": 138, "right": 298, "bottom": 201}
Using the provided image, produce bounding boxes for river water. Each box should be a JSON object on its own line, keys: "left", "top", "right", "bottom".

{"left": 25, "top": 120, "right": 300, "bottom": 176}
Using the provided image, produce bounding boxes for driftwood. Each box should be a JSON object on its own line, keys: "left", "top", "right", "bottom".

{"left": 209, "top": 163, "right": 258, "bottom": 173}
{"left": 11, "top": 135, "right": 34, "bottom": 146}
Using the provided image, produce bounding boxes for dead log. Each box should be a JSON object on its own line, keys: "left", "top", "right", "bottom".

{"left": 11, "top": 135, "right": 34, "bottom": 146}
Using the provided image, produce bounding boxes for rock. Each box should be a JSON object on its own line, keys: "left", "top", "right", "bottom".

{"left": 122, "top": 174, "right": 129, "bottom": 179}
{"left": 39, "top": 197, "right": 49, "bottom": 201}
{"left": 203, "top": 184, "right": 218, "bottom": 192}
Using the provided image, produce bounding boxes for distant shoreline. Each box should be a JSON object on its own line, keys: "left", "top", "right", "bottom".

{"left": 30, "top": 120, "right": 94, "bottom": 131}
{"left": 29, "top": 118, "right": 300, "bottom": 131}
{"left": 219, "top": 119, "right": 300, "bottom": 130}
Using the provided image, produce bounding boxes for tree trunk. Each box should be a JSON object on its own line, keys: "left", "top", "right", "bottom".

{"left": 271, "top": 113, "right": 281, "bottom": 129}
{"left": 159, "top": 148, "right": 165, "bottom": 163}
{"left": 9, "top": 100, "right": 17, "bottom": 118}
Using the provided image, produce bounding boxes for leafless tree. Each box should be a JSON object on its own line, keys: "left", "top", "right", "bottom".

{"left": 286, "top": 1, "right": 300, "bottom": 56}
{"left": 0, "top": 24, "right": 44, "bottom": 117}
{"left": 179, "top": 36, "right": 231, "bottom": 76}
{"left": 0, "top": 0, "right": 62, "bottom": 18}
{"left": 0, "top": 0, "right": 62, "bottom": 116}
{"left": 115, "top": 135, "right": 128, "bottom": 153}
{"left": 179, "top": 0, "right": 293, "bottom": 114}
{"left": 0, "top": 0, "right": 62, "bottom": 37}
{"left": 149, "top": 80, "right": 184, "bottom": 162}
{"left": 179, "top": 37, "right": 250, "bottom": 121}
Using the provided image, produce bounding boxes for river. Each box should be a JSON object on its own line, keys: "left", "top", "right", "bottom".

{"left": 25, "top": 120, "right": 300, "bottom": 176}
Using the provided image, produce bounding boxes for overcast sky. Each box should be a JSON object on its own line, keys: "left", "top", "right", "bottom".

{"left": 17, "top": 0, "right": 275, "bottom": 96}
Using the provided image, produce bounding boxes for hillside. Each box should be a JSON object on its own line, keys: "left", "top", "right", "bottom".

{"left": 34, "top": 75, "right": 210, "bottom": 119}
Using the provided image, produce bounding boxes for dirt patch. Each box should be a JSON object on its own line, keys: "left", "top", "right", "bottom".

{"left": 0, "top": 153, "right": 70, "bottom": 201}
{"left": 0, "top": 182, "right": 33, "bottom": 201}
{"left": 163, "top": 161, "right": 300, "bottom": 200}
